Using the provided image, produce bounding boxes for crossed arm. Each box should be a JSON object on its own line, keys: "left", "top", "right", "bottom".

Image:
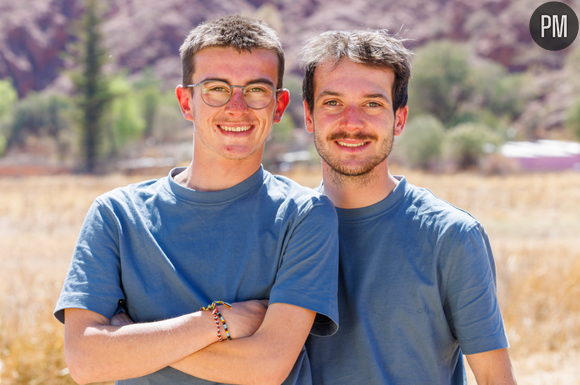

{"left": 64, "top": 301, "right": 314, "bottom": 385}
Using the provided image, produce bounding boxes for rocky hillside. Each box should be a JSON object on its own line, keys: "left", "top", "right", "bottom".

{"left": 0, "top": 0, "right": 578, "bottom": 132}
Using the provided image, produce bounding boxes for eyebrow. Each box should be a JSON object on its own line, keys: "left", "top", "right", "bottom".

{"left": 316, "top": 90, "right": 392, "bottom": 104}
{"left": 198, "top": 77, "right": 275, "bottom": 87}
{"left": 365, "top": 93, "right": 391, "bottom": 103}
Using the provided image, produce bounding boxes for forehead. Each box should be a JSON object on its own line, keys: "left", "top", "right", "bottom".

{"left": 313, "top": 59, "right": 395, "bottom": 98}
{"left": 192, "top": 47, "right": 279, "bottom": 84}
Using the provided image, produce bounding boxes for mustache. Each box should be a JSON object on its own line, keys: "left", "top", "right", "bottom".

{"left": 327, "top": 131, "right": 378, "bottom": 142}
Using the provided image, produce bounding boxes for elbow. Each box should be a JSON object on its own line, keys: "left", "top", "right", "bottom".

{"left": 66, "top": 361, "right": 91, "bottom": 385}
{"left": 65, "top": 342, "right": 100, "bottom": 385}
{"left": 251, "top": 357, "right": 295, "bottom": 385}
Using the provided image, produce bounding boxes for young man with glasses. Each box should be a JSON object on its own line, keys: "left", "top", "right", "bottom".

{"left": 54, "top": 15, "right": 339, "bottom": 385}
{"left": 300, "top": 30, "right": 517, "bottom": 384}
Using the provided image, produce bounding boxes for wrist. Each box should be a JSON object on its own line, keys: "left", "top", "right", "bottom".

{"left": 200, "top": 301, "right": 232, "bottom": 342}
{"left": 195, "top": 309, "right": 222, "bottom": 345}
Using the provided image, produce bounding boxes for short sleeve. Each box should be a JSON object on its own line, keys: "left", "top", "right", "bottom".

{"left": 442, "top": 223, "right": 509, "bottom": 354}
{"left": 269, "top": 197, "right": 339, "bottom": 336}
{"left": 54, "top": 199, "right": 125, "bottom": 323}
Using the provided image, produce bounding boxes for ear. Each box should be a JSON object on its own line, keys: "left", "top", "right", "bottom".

{"left": 394, "top": 105, "right": 408, "bottom": 136}
{"left": 273, "top": 89, "right": 290, "bottom": 123}
{"left": 303, "top": 100, "right": 314, "bottom": 134}
{"left": 176, "top": 85, "right": 194, "bottom": 122}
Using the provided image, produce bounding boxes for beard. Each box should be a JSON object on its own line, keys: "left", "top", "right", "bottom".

{"left": 312, "top": 122, "right": 395, "bottom": 186}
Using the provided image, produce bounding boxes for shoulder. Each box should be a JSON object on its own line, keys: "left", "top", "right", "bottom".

{"left": 93, "top": 176, "right": 168, "bottom": 214}
{"left": 394, "top": 180, "right": 490, "bottom": 256}
{"left": 263, "top": 172, "right": 335, "bottom": 217}
{"left": 402, "top": 181, "right": 482, "bottom": 237}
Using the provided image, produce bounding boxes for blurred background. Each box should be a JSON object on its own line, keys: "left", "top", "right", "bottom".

{"left": 0, "top": 0, "right": 579, "bottom": 383}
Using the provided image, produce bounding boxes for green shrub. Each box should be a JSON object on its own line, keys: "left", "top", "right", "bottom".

{"left": 443, "top": 122, "right": 503, "bottom": 170}
{"left": 395, "top": 114, "right": 445, "bottom": 169}
{"left": 408, "top": 41, "right": 471, "bottom": 125}
{"left": 566, "top": 97, "right": 580, "bottom": 141}
{"left": 7, "top": 93, "right": 73, "bottom": 150}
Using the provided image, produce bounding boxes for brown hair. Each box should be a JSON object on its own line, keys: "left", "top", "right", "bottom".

{"left": 300, "top": 29, "right": 412, "bottom": 114}
{"left": 180, "top": 15, "right": 285, "bottom": 88}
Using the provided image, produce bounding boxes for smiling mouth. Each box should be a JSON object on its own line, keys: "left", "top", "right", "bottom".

{"left": 337, "top": 141, "right": 367, "bottom": 147}
{"left": 218, "top": 125, "right": 253, "bottom": 132}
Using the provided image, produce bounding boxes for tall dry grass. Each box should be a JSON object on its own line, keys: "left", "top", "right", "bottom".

{"left": 1, "top": 168, "right": 579, "bottom": 384}
{"left": 0, "top": 175, "right": 145, "bottom": 385}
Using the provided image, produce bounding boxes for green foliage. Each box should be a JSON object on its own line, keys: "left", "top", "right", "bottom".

{"left": 408, "top": 40, "right": 530, "bottom": 130}
{"left": 408, "top": 41, "right": 471, "bottom": 125}
{"left": 565, "top": 97, "right": 580, "bottom": 141}
{"left": 0, "top": 79, "right": 18, "bottom": 124}
{"left": 6, "top": 93, "right": 73, "bottom": 151}
{"left": 70, "top": 0, "right": 113, "bottom": 172}
{"left": 134, "top": 68, "right": 161, "bottom": 137}
{"left": 271, "top": 113, "right": 296, "bottom": 142}
{"left": 395, "top": 114, "right": 445, "bottom": 169}
{"left": 0, "top": 133, "right": 6, "bottom": 156}
{"left": 0, "top": 79, "right": 18, "bottom": 156}
{"left": 148, "top": 91, "right": 190, "bottom": 142}
{"left": 283, "top": 74, "right": 305, "bottom": 128}
{"left": 104, "top": 76, "right": 146, "bottom": 153}
{"left": 443, "top": 122, "right": 503, "bottom": 170}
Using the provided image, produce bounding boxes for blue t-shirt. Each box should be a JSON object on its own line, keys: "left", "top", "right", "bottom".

{"left": 306, "top": 176, "right": 508, "bottom": 385}
{"left": 55, "top": 166, "right": 339, "bottom": 385}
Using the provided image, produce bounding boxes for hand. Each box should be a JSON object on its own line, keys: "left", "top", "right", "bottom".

{"left": 110, "top": 312, "right": 134, "bottom": 327}
{"left": 217, "top": 299, "right": 268, "bottom": 339}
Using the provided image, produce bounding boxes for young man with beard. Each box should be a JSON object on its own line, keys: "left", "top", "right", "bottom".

{"left": 300, "top": 30, "right": 517, "bottom": 385}
{"left": 54, "top": 15, "right": 339, "bottom": 385}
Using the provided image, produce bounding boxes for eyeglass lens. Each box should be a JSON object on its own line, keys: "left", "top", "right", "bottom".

{"left": 200, "top": 81, "right": 274, "bottom": 109}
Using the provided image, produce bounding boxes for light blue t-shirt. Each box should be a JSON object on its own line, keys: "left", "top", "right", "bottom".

{"left": 55, "top": 166, "right": 339, "bottom": 385}
{"left": 306, "top": 176, "right": 508, "bottom": 385}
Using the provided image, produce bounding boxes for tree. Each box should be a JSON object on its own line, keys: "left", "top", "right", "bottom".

{"left": 394, "top": 114, "right": 445, "bottom": 170}
{"left": 408, "top": 41, "right": 472, "bottom": 125}
{"left": 6, "top": 92, "right": 73, "bottom": 156}
{"left": 443, "top": 122, "right": 503, "bottom": 170}
{"left": 0, "top": 79, "right": 18, "bottom": 155}
{"left": 70, "top": 0, "right": 112, "bottom": 173}
{"left": 566, "top": 97, "right": 580, "bottom": 141}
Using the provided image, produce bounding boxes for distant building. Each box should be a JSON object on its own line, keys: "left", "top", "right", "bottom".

{"left": 501, "top": 140, "right": 580, "bottom": 171}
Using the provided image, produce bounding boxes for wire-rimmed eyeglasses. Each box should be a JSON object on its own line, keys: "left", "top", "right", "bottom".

{"left": 187, "top": 80, "right": 282, "bottom": 110}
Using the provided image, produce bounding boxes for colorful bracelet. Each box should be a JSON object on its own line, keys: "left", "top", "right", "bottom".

{"left": 200, "top": 301, "right": 232, "bottom": 342}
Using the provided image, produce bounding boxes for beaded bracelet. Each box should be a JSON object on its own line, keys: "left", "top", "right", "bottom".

{"left": 200, "top": 301, "right": 232, "bottom": 342}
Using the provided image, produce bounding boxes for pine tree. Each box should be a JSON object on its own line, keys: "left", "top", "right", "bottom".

{"left": 71, "top": 0, "right": 112, "bottom": 173}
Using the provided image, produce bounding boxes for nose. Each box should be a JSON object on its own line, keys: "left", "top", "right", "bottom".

{"left": 340, "top": 104, "right": 364, "bottom": 131}
{"left": 224, "top": 87, "right": 250, "bottom": 115}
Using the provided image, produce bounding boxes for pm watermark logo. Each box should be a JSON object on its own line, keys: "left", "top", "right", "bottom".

{"left": 530, "top": 1, "right": 578, "bottom": 51}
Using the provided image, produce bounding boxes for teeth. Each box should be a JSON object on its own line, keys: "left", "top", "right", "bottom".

{"left": 219, "top": 125, "right": 252, "bottom": 132}
{"left": 338, "top": 141, "right": 366, "bottom": 147}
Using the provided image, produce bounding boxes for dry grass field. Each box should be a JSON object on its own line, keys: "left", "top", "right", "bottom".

{"left": 1, "top": 166, "right": 579, "bottom": 384}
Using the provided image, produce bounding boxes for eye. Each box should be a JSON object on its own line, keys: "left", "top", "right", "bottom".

{"left": 210, "top": 86, "right": 229, "bottom": 93}
{"left": 324, "top": 100, "right": 339, "bottom": 106}
{"left": 246, "top": 85, "right": 269, "bottom": 93}
{"left": 366, "top": 101, "right": 382, "bottom": 108}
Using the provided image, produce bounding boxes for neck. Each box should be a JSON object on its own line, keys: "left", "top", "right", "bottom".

{"left": 174, "top": 144, "right": 263, "bottom": 192}
{"left": 321, "top": 160, "right": 399, "bottom": 209}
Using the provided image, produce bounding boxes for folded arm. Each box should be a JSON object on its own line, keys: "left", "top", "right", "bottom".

{"left": 171, "top": 302, "right": 316, "bottom": 385}
{"left": 64, "top": 300, "right": 267, "bottom": 384}
{"left": 466, "top": 348, "right": 517, "bottom": 385}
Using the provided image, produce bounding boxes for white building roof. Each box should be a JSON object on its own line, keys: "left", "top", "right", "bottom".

{"left": 501, "top": 140, "right": 580, "bottom": 158}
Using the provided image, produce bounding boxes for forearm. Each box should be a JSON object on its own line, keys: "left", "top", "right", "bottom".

{"left": 171, "top": 303, "right": 315, "bottom": 385}
{"left": 466, "top": 349, "right": 517, "bottom": 385}
{"left": 172, "top": 332, "right": 282, "bottom": 384}
{"left": 64, "top": 308, "right": 217, "bottom": 384}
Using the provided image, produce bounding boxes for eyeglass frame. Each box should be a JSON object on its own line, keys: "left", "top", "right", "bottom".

{"left": 187, "top": 80, "right": 283, "bottom": 110}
